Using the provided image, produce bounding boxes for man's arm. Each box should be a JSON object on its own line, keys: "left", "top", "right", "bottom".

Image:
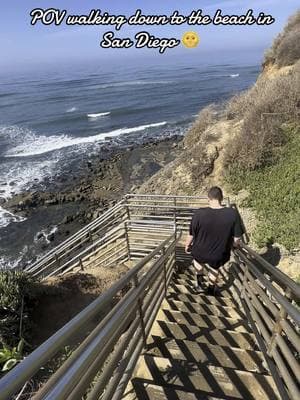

{"left": 186, "top": 214, "right": 196, "bottom": 253}
{"left": 233, "top": 211, "right": 244, "bottom": 247}
{"left": 185, "top": 234, "right": 193, "bottom": 253}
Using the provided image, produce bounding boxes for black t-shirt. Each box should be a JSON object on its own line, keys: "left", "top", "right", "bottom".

{"left": 189, "top": 207, "right": 243, "bottom": 268}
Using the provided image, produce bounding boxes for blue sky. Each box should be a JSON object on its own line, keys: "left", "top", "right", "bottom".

{"left": 0, "top": 0, "right": 299, "bottom": 71}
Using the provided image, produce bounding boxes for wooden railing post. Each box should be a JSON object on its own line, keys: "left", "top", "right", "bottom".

{"left": 125, "top": 203, "right": 130, "bottom": 222}
{"left": 162, "top": 247, "right": 167, "bottom": 296}
{"left": 267, "top": 287, "right": 292, "bottom": 356}
{"left": 173, "top": 197, "right": 177, "bottom": 238}
{"left": 134, "top": 276, "right": 147, "bottom": 348}
{"left": 79, "top": 258, "right": 84, "bottom": 271}
{"left": 55, "top": 253, "right": 60, "bottom": 273}
{"left": 241, "top": 262, "right": 248, "bottom": 299}
{"left": 124, "top": 222, "right": 131, "bottom": 260}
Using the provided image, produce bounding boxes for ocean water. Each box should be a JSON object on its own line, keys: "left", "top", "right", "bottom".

{"left": 0, "top": 60, "right": 259, "bottom": 266}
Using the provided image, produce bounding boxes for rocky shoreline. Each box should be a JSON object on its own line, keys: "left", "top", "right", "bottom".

{"left": 1, "top": 136, "right": 183, "bottom": 266}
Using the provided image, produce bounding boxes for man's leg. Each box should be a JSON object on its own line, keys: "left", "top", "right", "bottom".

{"left": 208, "top": 268, "right": 219, "bottom": 286}
{"left": 206, "top": 265, "right": 221, "bottom": 295}
{"left": 193, "top": 260, "right": 205, "bottom": 291}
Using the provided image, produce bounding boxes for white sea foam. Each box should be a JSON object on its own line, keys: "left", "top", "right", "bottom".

{"left": 34, "top": 225, "right": 58, "bottom": 244}
{"left": 0, "top": 159, "right": 58, "bottom": 199}
{"left": 87, "top": 112, "right": 111, "bottom": 118}
{"left": 0, "top": 246, "right": 28, "bottom": 269}
{"left": 66, "top": 107, "right": 77, "bottom": 113}
{"left": 5, "top": 122, "right": 167, "bottom": 158}
{"left": 0, "top": 255, "right": 22, "bottom": 269}
{"left": 0, "top": 206, "right": 26, "bottom": 228}
{"left": 213, "top": 73, "right": 240, "bottom": 78}
{"left": 0, "top": 157, "right": 57, "bottom": 228}
{"left": 0, "top": 125, "right": 63, "bottom": 237}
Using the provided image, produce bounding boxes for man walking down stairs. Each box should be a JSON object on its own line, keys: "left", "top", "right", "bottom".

{"left": 123, "top": 187, "right": 280, "bottom": 399}
{"left": 123, "top": 266, "right": 280, "bottom": 399}
{"left": 185, "top": 186, "right": 243, "bottom": 297}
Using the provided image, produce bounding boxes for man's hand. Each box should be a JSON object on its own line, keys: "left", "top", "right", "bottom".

{"left": 185, "top": 234, "right": 193, "bottom": 254}
{"left": 233, "top": 237, "right": 242, "bottom": 248}
{"left": 185, "top": 245, "right": 192, "bottom": 254}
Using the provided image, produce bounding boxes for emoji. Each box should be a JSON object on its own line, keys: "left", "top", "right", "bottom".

{"left": 182, "top": 32, "right": 200, "bottom": 48}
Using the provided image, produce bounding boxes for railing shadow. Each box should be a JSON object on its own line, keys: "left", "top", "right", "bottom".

{"left": 128, "top": 353, "right": 279, "bottom": 399}
{"left": 164, "top": 297, "right": 245, "bottom": 319}
{"left": 259, "top": 241, "right": 281, "bottom": 267}
{"left": 145, "top": 336, "right": 267, "bottom": 373}
{"left": 154, "top": 320, "right": 258, "bottom": 351}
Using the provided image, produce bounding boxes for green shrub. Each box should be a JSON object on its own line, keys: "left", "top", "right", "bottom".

{"left": 0, "top": 339, "right": 24, "bottom": 372}
{"left": 224, "top": 63, "right": 300, "bottom": 170}
{"left": 226, "top": 124, "right": 300, "bottom": 250}
{"left": 0, "top": 270, "right": 38, "bottom": 346}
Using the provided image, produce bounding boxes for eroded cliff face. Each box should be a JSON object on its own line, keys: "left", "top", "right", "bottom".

{"left": 138, "top": 119, "right": 242, "bottom": 195}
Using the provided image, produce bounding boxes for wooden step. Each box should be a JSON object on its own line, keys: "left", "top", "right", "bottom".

{"left": 123, "top": 381, "right": 229, "bottom": 399}
{"left": 150, "top": 321, "right": 258, "bottom": 351}
{"left": 157, "top": 309, "right": 251, "bottom": 333}
{"left": 131, "top": 355, "right": 280, "bottom": 399}
{"left": 168, "top": 282, "right": 233, "bottom": 299}
{"left": 145, "top": 337, "right": 267, "bottom": 374}
{"left": 162, "top": 299, "right": 244, "bottom": 320}
{"left": 173, "top": 269, "right": 229, "bottom": 283}
{"left": 168, "top": 292, "right": 239, "bottom": 308}
{"left": 172, "top": 278, "right": 234, "bottom": 298}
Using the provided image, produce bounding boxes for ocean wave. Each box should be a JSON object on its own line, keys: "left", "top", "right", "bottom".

{"left": 0, "top": 159, "right": 58, "bottom": 200}
{"left": 0, "top": 206, "right": 26, "bottom": 229}
{"left": 66, "top": 107, "right": 77, "bottom": 113}
{"left": 0, "top": 93, "right": 16, "bottom": 98}
{"left": 0, "top": 125, "right": 61, "bottom": 198}
{"left": 87, "top": 112, "right": 110, "bottom": 118}
{"left": 5, "top": 122, "right": 167, "bottom": 157}
{"left": 90, "top": 80, "right": 173, "bottom": 90}
{"left": 35, "top": 77, "right": 93, "bottom": 89}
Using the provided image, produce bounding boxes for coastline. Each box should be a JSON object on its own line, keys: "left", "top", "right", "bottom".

{"left": 0, "top": 135, "right": 183, "bottom": 268}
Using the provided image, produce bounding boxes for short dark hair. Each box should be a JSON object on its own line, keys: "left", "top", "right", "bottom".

{"left": 208, "top": 186, "right": 223, "bottom": 202}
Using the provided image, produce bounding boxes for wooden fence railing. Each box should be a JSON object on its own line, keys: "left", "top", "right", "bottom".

{"left": 233, "top": 244, "right": 300, "bottom": 400}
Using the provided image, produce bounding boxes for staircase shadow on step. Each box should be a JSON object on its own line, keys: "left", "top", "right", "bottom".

{"left": 175, "top": 247, "right": 193, "bottom": 273}
{"left": 169, "top": 281, "right": 232, "bottom": 298}
{"left": 155, "top": 320, "right": 257, "bottom": 350}
{"left": 131, "top": 355, "right": 278, "bottom": 399}
{"left": 146, "top": 337, "right": 266, "bottom": 374}
{"left": 164, "top": 299, "right": 245, "bottom": 319}
{"left": 168, "top": 292, "right": 236, "bottom": 308}
{"left": 161, "top": 309, "right": 251, "bottom": 332}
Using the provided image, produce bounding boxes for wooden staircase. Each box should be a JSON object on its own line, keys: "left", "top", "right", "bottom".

{"left": 123, "top": 267, "right": 281, "bottom": 399}
{"left": 4, "top": 196, "right": 299, "bottom": 400}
